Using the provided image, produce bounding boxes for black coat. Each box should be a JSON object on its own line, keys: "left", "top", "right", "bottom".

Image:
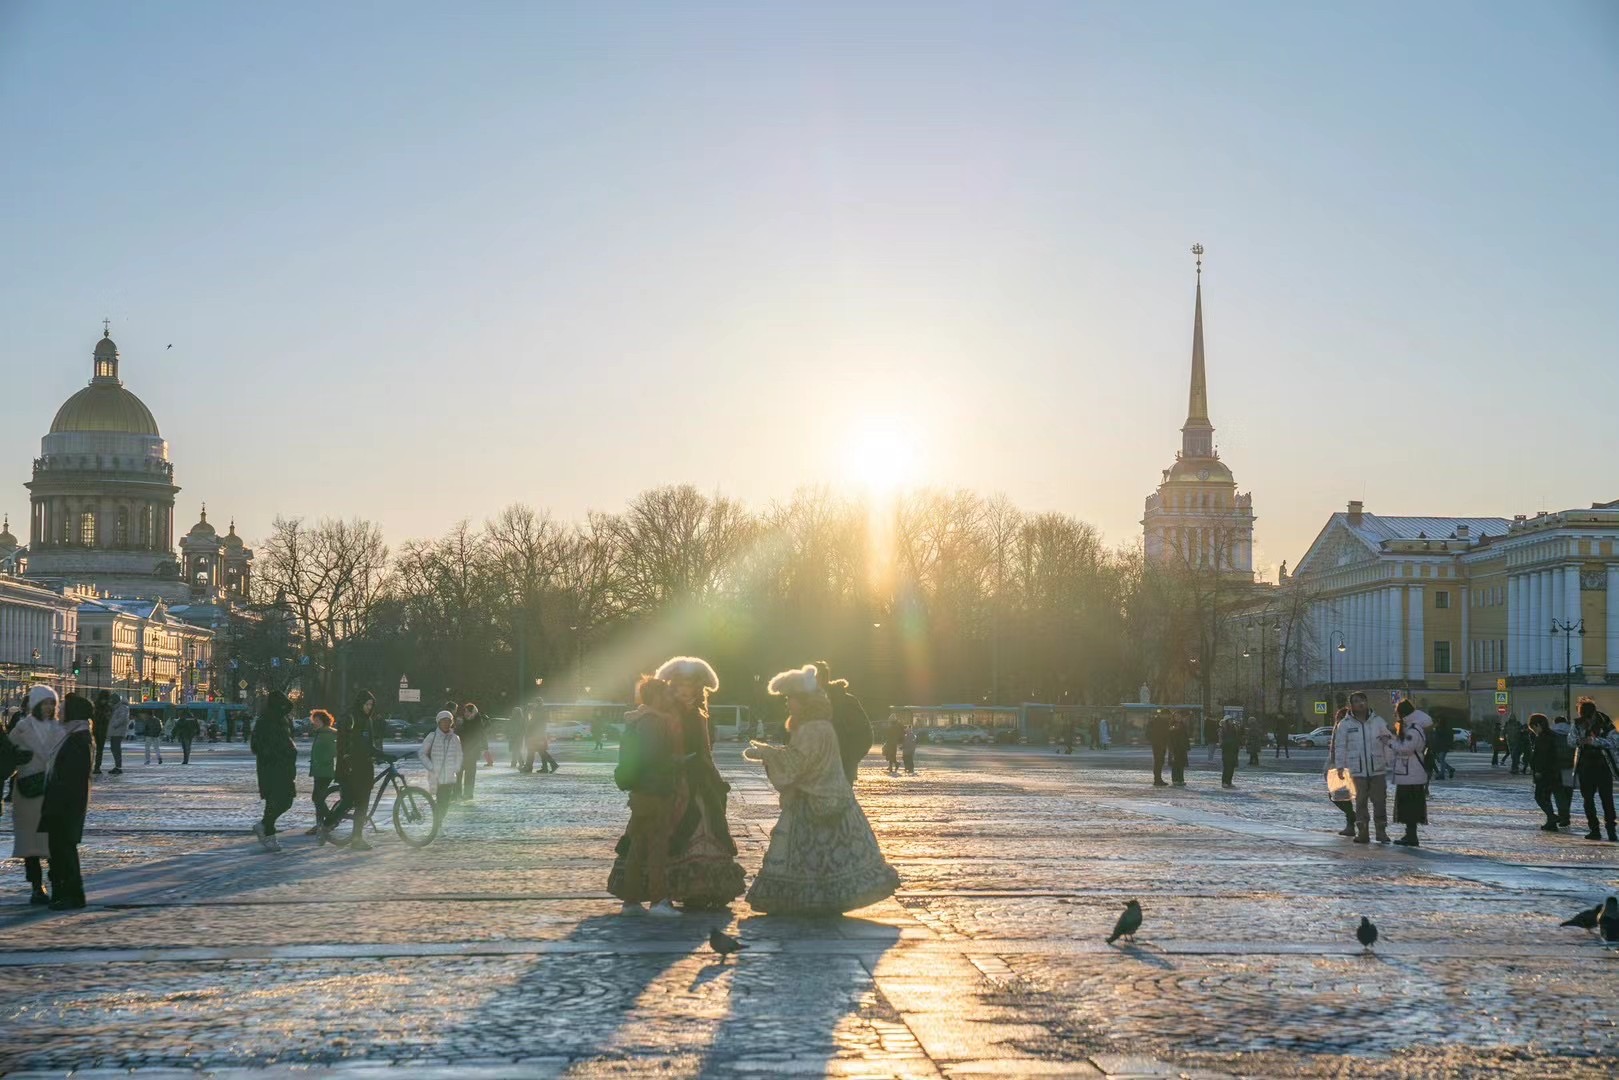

{"left": 827, "top": 685, "right": 873, "bottom": 783}
{"left": 337, "top": 712, "right": 382, "bottom": 796}
{"left": 1528, "top": 727, "right": 1560, "bottom": 777}
{"left": 251, "top": 710, "right": 298, "bottom": 802}
{"left": 40, "top": 729, "right": 93, "bottom": 845}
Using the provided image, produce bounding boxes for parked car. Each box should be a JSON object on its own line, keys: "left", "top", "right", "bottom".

{"left": 546, "top": 721, "right": 592, "bottom": 741}
{"left": 928, "top": 725, "right": 991, "bottom": 745}
{"left": 1290, "top": 725, "right": 1335, "bottom": 748}
{"left": 1448, "top": 727, "right": 1472, "bottom": 750}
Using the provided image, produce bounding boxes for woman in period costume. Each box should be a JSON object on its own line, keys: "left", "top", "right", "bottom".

{"left": 607, "top": 676, "right": 686, "bottom": 916}
{"left": 655, "top": 656, "right": 747, "bottom": 910}
{"left": 745, "top": 665, "right": 899, "bottom": 915}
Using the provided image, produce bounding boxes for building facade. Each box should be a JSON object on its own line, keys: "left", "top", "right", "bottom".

{"left": 75, "top": 596, "right": 214, "bottom": 704}
{"left": 1286, "top": 500, "right": 1619, "bottom": 722}
{"left": 1141, "top": 250, "right": 1257, "bottom": 578}
{"left": 0, "top": 575, "right": 83, "bottom": 706}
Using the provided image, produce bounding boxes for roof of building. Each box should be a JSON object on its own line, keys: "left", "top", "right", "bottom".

{"left": 51, "top": 382, "right": 161, "bottom": 436}
{"left": 1343, "top": 514, "right": 1512, "bottom": 547}
{"left": 186, "top": 507, "right": 216, "bottom": 538}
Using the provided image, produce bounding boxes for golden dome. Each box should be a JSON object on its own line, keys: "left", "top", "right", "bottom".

{"left": 0, "top": 515, "right": 15, "bottom": 548}
{"left": 50, "top": 382, "right": 161, "bottom": 436}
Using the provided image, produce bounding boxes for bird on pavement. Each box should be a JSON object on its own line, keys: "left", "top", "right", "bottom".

{"left": 1106, "top": 900, "right": 1142, "bottom": 945}
{"left": 1601, "top": 897, "right": 1619, "bottom": 944}
{"left": 709, "top": 928, "right": 745, "bottom": 960}
{"left": 1357, "top": 916, "right": 1378, "bottom": 953}
{"left": 1561, "top": 903, "right": 1603, "bottom": 933}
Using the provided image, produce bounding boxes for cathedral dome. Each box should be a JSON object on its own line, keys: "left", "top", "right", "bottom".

{"left": 1166, "top": 456, "right": 1233, "bottom": 483}
{"left": 186, "top": 508, "right": 217, "bottom": 538}
{"left": 0, "top": 515, "right": 16, "bottom": 549}
{"left": 50, "top": 383, "right": 161, "bottom": 436}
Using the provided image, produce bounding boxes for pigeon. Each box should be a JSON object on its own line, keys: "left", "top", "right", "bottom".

{"left": 1357, "top": 916, "right": 1378, "bottom": 952}
{"left": 1561, "top": 903, "right": 1602, "bottom": 933}
{"left": 709, "top": 928, "right": 744, "bottom": 960}
{"left": 1106, "top": 900, "right": 1142, "bottom": 944}
{"left": 166, "top": 344, "right": 173, "bottom": 349}
{"left": 1601, "top": 897, "right": 1619, "bottom": 944}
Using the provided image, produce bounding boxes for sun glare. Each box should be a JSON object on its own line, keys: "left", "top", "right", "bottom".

{"left": 844, "top": 426, "right": 918, "bottom": 495}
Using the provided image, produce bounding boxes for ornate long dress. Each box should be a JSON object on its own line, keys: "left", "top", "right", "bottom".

{"left": 664, "top": 704, "right": 746, "bottom": 908}
{"left": 607, "top": 707, "right": 686, "bottom": 904}
{"left": 746, "top": 717, "right": 899, "bottom": 915}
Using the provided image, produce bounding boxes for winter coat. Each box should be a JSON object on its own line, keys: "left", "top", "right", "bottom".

{"left": 8, "top": 714, "right": 61, "bottom": 859}
{"left": 139, "top": 712, "right": 163, "bottom": 738}
{"left": 1168, "top": 722, "right": 1190, "bottom": 764}
{"left": 826, "top": 684, "right": 874, "bottom": 783}
{"left": 173, "top": 714, "right": 201, "bottom": 741}
{"left": 1571, "top": 719, "right": 1619, "bottom": 778}
{"left": 748, "top": 718, "right": 854, "bottom": 819}
{"left": 1329, "top": 713, "right": 1392, "bottom": 777}
{"left": 419, "top": 728, "right": 463, "bottom": 792}
{"left": 309, "top": 729, "right": 337, "bottom": 780}
{"left": 1551, "top": 719, "right": 1576, "bottom": 784}
{"left": 39, "top": 722, "right": 93, "bottom": 846}
{"left": 251, "top": 708, "right": 297, "bottom": 802}
{"left": 457, "top": 708, "right": 489, "bottom": 753}
{"left": 1528, "top": 726, "right": 1561, "bottom": 778}
{"left": 1146, "top": 714, "right": 1170, "bottom": 746}
{"left": 337, "top": 713, "right": 381, "bottom": 796}
{"left": 1389, "top": 722, "right": 1429, "bottom": 787}
{"left": 0, "top": 729, "right": 32, "bottom": 785}
{"left": 108, "top": 702, "right": 132, "bottom": 739}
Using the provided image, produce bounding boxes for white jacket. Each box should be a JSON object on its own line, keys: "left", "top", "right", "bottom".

{"left": 108, "top": 703, "right": 132, "bottom": 739}
{"left": 1390, "top": 720, "right": 1429, "bottom": 786}
{"left": 1329, "top": 712, "right": 1392, "bottom": 777}
{"left": 419, "top": 728, "right": 463, "bottom": 791}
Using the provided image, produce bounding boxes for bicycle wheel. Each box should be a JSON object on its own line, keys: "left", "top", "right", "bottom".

{"left": 391, "top": 784, "right": 440, "bottom": 847}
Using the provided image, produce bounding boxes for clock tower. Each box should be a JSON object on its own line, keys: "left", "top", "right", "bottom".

{"left": 1141, "top": 247, "right": 1256, "bottom": 578}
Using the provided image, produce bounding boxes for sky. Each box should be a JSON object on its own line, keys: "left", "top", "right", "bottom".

{"left": 2, "top": 1, "right": 1616, "bottom": 572}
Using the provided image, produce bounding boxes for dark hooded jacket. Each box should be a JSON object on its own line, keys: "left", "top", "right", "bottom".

{"left": 338, "top": 691, "right": 383, "bottom": 797}
{"left": 40, "top": 693, "right": 94, "bottom": 845}
{"left": 825, "top": 680, "right": 873, "bottom": 783}
{"left": 251, "top": 692, "right": 298, "bottom": 802}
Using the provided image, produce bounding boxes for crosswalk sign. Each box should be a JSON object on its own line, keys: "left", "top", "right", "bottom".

{"left": 1314, "top": 701, "right": 1328, "bottom": 715}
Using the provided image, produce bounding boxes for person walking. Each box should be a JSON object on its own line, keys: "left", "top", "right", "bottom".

{"left": 1328, "top": 692, "right": 1393, "bottom": 844}
{"left": 591, "top": 715, "right": 606, "bottom": 751}
{"left": 656, "top": 656, "right": 746, "bottom": 910}
{"left": 1570, "top": 699, "right": 1618, "bottom": 842}
{"left": 1168, "top": 713, "right": 1190, "bottom": 788}
{"left": 881, "top": 716, "right": 901, "bottom": 776}
{"left": 456, "top": 702, "right": 489, "bottom": 801}
{"left": 901, "top": 723, "right": 918, "bottom": 775}
{"left": 1148, "top": 710, "right": 1170, "bottom": 786}
{"left": 305, "top": 710, "right": 338, "bottom": 837}
{"left": 106, "top": 694, "right": 130, "bottom": 775}
{"left": 325, "top": 690, "right": 383, "bottom": 850}
{"left": 174, "top": 709, "right": 200, "bottom": 765}
{"left": 1550, "top": 713, "right": 1575, "bottom": 828}
{"left": 1245, "top": 716, "right": 1263, "bottom": 767}
{"left": 608, "top": 676, "right": 684, "bottom": 916}
{"left": 1504, "top": 714, "right": 1525, "bottom": 775}
{"left": 40, "top": 692, "right": 94, "bottom": 909}
{"left": 91, "top": 691, "right": 111, "bottom": 776}
{"left": 1219, "top": 714, "right": 1242, "bottom": 788}
{"left": 250, "top": 691, "right": 297, "bottom": 852}
{"left": 1528, "top": 713, "right": 1562, "bottom": 832}
{"left": 420, "top": 710, "right": 463, "bottom": 820}
{"left": 1326, "top": 707, "right": 1360, "bottom": 837}
{"left": 526, "top": 705, "right": 558, "bottom": 774}
{"left": 1431, "top": 714, "right": 1456, "bottom": 780}
{"left": 743, "top": 665, "right": 899, "bottom": 915}
{"left": 141, "top": 708, "right": 163, "bottom": 765}
{"left": 1273, "top": 714, "right": 1291, "bottom": 760}
{"left": 507, "top": 706, "right": 528, "bottom": 770}
{"left": 9, "top": 687, "right": 62, "bottom": 905}
{"left": 1389, "top": 699, "right": 1429, "bottom": 847}
{"left": 818, "top": 661, "right": 873, "bottom": 783}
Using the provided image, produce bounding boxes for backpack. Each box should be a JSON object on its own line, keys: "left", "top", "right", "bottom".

{"left": 1556, "top": 730, "right": 1576, "bottom": 771}
{"left": 614, "top": 717, "right": 675, "bottom": 796}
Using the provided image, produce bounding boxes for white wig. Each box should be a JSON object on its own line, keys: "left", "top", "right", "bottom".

{"left": 654, "top": 656, "right": 719, "bottom": 693}
{"left": 767, "top": 665, "right": 819, "bottom": 697}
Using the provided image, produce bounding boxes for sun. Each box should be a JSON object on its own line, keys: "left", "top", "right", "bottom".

{"left": 843, "top": 425, "right": 919, "bottom": 495}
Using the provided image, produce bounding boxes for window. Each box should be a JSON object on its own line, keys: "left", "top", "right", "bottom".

{"left": 115, "top": 508, "right": 129, "bottom": 547}
{"left": 1434, "top": 590, "right": 1450, "bottom": 609}
{"left": 1433, "top": 641, "right": 1452, "bottom": 674}
{"left": 79, "top": 512, "right": 96, "bottom": 548}
{"left": 1495, "top": 586, "right": 1502, "bottom": 606}
{"left": 92, "top": 628, "right": 103, "bottom": 642}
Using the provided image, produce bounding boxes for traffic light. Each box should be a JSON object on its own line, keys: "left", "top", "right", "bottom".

{"left": 72, "top": 659, "right": 81, "bottom": 677}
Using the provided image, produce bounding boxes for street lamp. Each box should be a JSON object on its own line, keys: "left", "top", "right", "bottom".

{"left": 1550, "top": 618, "right": 1585, "bottom": 715}
{"left": 1328, "top": 630, "right": 1347, "bottom": 711}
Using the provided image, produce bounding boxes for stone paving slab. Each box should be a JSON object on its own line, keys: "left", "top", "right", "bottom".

{"left": 2, "top": 743, "right": 1617, "bottom": 1077}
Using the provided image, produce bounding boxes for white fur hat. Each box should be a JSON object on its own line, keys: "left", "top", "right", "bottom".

{"left": 767, "top": 665, "right": 819, "bottom": 697}
{"left": 654, "top": 656, "right": 719, "bottom": 692}
{"left": 24, "top": 685, "right": 59, "bottom": 714}
{"left": 435, "top": 710, "right": 455, "bottom": 724}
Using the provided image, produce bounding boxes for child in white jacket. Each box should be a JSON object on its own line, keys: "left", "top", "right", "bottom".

{"left": 420, "top": 711, "right": 463, "bottom": 811}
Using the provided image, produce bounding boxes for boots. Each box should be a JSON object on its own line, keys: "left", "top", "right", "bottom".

{"left": 1541, "top": 816, "right": 1559, "bottom": 832}
{"left": 1375, "top": 825, "right": 1391, "bottom": 844}
{"left": 1608, "top": 823, "right": 1618, "bottom": 843}
{"left": 1354, "top": 823, "right": 1370, "bottom": 844}
{"left": 1393, "top": 825, "right": 1419, "bottom": 847}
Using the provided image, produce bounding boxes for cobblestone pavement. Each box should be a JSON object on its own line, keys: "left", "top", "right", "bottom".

{"left": 2, "top": 738, "right": 1616, "bottom": 1078}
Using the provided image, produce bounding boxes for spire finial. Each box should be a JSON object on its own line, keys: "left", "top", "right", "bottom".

{"left": 1191, "top": 242, "right": 1204, "bottom": 276}
{"left": 102, "top": 317, "right": 111, "bottom": 338}
{"left": 200, "top": 503, "right": 207, "bottom": 523}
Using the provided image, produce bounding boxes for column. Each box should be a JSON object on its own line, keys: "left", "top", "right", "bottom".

{"left": 1607, "top": 566, "right": 1619, "bottom": 679}
{"left": 1507, "top": 574, "right": 1521, "bottom": 675}
{"left": 1527, "top": 572, "right": 1541, "bottom": 674}
{"left": 1540, "top": 569, "right": 1555, "bottom": 674}
{"left": 1386, "top": 586, "right": 1402, "bottom": 680}
{"left": 1564, "top": 565, "right": 1581, "bottom": 652}
{"left": 1460, "top": 585, "right": 1471, "bottom": 681}
{"left": 1352, "top": 592, "right": 1364, "bottom": 682}
{"left": 1408, "top": 585, "right": 1426, "bottom": 680}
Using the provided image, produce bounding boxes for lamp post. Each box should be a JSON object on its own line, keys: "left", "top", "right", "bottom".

{"left": 1550, "top": 618, "right": 1585, "bottom": 715}
{"left": 1328, "top": 630, "right": 1347, "bottom": 711}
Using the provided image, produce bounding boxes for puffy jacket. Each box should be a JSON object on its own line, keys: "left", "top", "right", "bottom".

{"left": 419, "top": 728, "right": 463, "bottom": 791}
{"left": 1390, "top": 722, "right": 1429, "bottom": 786}
{"left": 1571, "top": 718, "right": 1619, "bottom": 776}
{"left": 108, "top": 702, "right": 132, "bottom": 739}
{"left": 1329, "top": 713, "right": 1392, "bottom": 776}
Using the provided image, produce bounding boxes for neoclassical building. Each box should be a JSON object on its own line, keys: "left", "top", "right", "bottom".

{"left": 1141, "top": 249, "right": 1257, "bottom": 578}
{"left": 16, "top": 328, "right": 251, "bottom": 606}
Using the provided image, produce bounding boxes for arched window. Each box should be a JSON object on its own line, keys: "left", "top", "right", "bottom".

{"left": 116, "top": 508, "right": 129, "bottom": 547}
{"left": 79, "top": 512, "right": 97, "bottom": 547}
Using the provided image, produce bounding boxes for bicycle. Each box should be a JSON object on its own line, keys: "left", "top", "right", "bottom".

{"left": 360, "top": 751, "right": 440, "bottom": 848}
